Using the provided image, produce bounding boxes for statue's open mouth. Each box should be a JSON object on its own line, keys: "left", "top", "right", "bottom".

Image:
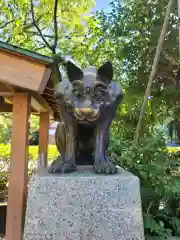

{"left": 74, "top": 108, "right": 100, "bottom": 122}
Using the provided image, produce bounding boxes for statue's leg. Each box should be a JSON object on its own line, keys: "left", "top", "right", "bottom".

{"left": 48, "top": 122, "right": 76, "bottom": 173}
{"left": 55, "top": 122, "right": 66, "bottom": 158}
{"left": 94, "top": 118, "right": 117, "bottom": 174}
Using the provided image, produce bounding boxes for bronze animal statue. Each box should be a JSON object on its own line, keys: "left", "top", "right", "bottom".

{"left": 48, "top": 61, "right": 123, "bottom": 174}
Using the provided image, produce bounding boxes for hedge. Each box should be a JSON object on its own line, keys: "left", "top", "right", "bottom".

{"left": 168, "top": 146, "right": 180, "bottom": 153}
{"left": 0, "top": 144, "right": 179, "bottom": 194}
{"left": 0, "top": 144, "right": 59, "bottom": 194}
{"left": 0, "top": 144, "right": 59, "bottom": 161}
{"left": 0, "top": 143, "right": 179, "bottom": 161}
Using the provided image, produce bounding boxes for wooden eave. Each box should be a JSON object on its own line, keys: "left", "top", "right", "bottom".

{"left": 0, "top": 41, "right": 53, "bottom": 93}
{"left": 0, "top": 41, "right": 53, "bottom": 65}
{"left": 0, "top": 42, "right": 60, "bottom": 119}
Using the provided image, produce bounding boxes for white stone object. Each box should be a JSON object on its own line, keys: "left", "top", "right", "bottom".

{"left": 24, "top": 166, "right": 145, "bottom": 240}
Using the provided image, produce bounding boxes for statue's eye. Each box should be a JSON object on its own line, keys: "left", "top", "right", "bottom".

{"left": 94, "top": 90, "right": 104, "bottom": 100}
{"left": 73, "top": 89, "right": 82, "bottom": 98}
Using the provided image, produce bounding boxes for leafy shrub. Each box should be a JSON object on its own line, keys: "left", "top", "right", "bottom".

{"left": 0, "top": 144, "right": 59, "bottom": 195}
{"left": 0, "top": 115, "right": 12, "bottom": 144}
{"left": 109, "top": 131, "right": 180, "bottom": 239}
{"left": 0, "top": 138, "right": 179, "bottom": 239}
{"left": 0, "top": 144, "right": 11, "bottom": 195}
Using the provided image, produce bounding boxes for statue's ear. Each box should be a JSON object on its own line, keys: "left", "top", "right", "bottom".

{"left": 97, "top": 61, "right": 113, "bottom": 84}
{"left": 66, "top": 61, "right": 83, "bottom": 82}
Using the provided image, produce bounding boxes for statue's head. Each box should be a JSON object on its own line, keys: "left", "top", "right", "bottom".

{"left": 55, "top": 61, "right": 123, "bottom": 123}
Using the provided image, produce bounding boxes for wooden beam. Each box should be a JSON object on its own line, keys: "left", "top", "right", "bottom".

{"left": 31, "top": 96, "right": 46, "bottom": 112}
{"left": 6, "top": 93, "right": 30, "bottom": 240}
{"left": 30, "top": 91, "right": 53, "bottom": 115}
{"left": 0, "top": 102, "right": 12, "bottom": 112}
{"left": 38, "top": 67, "right": 52, "bottom": 93}
{"left": 38, "top": 112, "right": 50, "bottom": 168}
{"left": 0, "top": 83, "right": 14, "bottom": 96}
{"left": 0, "top": 99, "right": 37, "bottom": 113}
{"left": 0, "top": 93, "right": 50, "bottom": 113}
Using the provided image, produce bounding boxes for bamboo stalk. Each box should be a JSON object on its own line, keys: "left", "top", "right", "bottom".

{"left": 132, "top": 0, "right": 175, "bottom": 148}
{"left": 177, "top": 0, "right": 180, "bottom": 57}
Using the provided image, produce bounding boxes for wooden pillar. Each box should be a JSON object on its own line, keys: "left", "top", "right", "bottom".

{"left": 6, "top": 93, "right": 30, "bottom": 240}
{"left": 38, "top": 112, "right": 49, "bottom": 167}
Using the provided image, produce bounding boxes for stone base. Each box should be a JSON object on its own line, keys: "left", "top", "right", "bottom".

{"left": 24, "top": 166, "right": 144, "bottom": 240}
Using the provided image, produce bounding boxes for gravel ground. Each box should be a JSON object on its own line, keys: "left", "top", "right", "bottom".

{"left": 0, "top": 235, "right": 179, "bottom": 239}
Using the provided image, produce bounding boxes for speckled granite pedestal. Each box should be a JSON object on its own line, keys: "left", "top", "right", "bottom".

{"left": 24, "top": 166, "right": 145, "bottom": 240}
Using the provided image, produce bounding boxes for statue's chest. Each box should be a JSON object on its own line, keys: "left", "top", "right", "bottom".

{"left": 77, "top": 124, "right": 95, "bottom": 141}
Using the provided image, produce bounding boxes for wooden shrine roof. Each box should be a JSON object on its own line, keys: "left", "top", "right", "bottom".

{"left": 0, "top": 41, "right": 60, "bottom": 120}
{"left": 0, "top": 41, "right": 53, "bottom": 65}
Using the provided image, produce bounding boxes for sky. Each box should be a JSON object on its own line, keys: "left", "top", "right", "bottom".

{"left": 93, "top": 0, "right": 112, "bottom": 12}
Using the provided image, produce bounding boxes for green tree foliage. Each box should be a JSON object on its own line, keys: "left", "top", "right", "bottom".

{"left": 0, "top": 0, "right": 96, "bottom": 142}
{"left": 0, "top": 115, "right": 12, "bottom": 144}
{"left": 0, "top": 0, "right": 95, "bottom": 56}
{"left": 109, "top": 129, "right": 180, "bottom": 239}
{"left": 0, "top": 0, "right": 179, "bottom": 238}
{"left": 99, "top": 0, "right": 180, "bottom": 132}
{"left": 99, "top": 1, "right": 180, "bottom": 238}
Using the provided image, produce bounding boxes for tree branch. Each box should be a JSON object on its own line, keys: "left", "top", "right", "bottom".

{"left": 132, "top": 0, "right": 175, "bottom": 148}
{"left": 163, "top": 50, "right": 177, "bottom": 66}
{"left": 30, "top": 0, "right": 65, "bottom": 82}
{"left": 146, "top": 201, "right": 153, "bottom": 214}
{"left": 160, "top": 72, "right": 176, "bottom": 83}
{"left": 52, "top": 0, "right": 58, "bottom": 54}
{"left": 34, "top": 46, "right": 47, "bottom": 51}
{"left": 26, "top": 31, "right": 54, "bottom": 39}
{"left": 30, "top": 0, "right": 52, "bottom": 51}
{"left": 0, "top": 20, "right": 15, "bottom": 29}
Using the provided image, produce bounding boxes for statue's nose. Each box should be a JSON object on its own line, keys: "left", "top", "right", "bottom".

{"left": 79, "top": 108, "right": 93, "bottom": 116}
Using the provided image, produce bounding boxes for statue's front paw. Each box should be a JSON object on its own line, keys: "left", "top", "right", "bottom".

{"left": 94, "top": 159, "right": 117, "bottom": 174}
{"left": 48, "top": 156, "right": 76, "bottom": 173}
